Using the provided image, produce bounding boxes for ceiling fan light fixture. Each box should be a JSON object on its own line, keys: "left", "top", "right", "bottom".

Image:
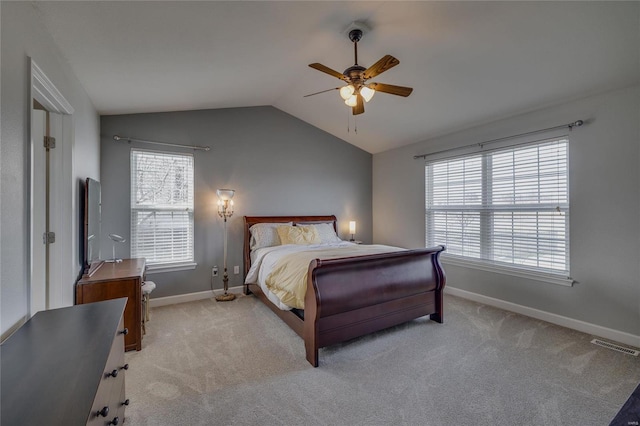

{"left": 360, "top": 86, "right": 375, "bottom": 102}
{"left": 345, "top": 95, "right": 358, "bottom": 107}
{"left": 339, "top": 85, "right": 355, "bottom": 100}
{"left": 307, "top": 26, "right": 412, "bottom": 115}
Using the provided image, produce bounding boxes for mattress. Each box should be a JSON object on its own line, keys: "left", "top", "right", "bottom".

{"left": 244, "top": 242, "right": 405, "bottom": 310}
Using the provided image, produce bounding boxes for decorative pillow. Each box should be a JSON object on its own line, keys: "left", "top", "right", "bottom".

{"left": 250, "top": 222, "right": 292, "bottom": 250}
{"left": 301, "top": 223, "right": 341, "bottom": 243}
{"left": 277, "top": 225, "right": 320, "bottom": 245}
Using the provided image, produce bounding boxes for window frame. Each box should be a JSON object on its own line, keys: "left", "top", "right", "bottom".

{"left": 425, "top": 137, "right": 573, "bottom": 286}
{"left": 130, "top": 148, "right": 197, "bottom": 272}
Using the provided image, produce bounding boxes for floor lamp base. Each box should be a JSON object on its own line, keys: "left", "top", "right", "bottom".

{"left": 215, "top": 293, "right": 236, "bottom": 302}
{"left": 216, "top": 273, "right": 235, "bottom": 302}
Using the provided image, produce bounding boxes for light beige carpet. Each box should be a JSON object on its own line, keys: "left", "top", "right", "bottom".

{"left": 124, "top": 294, "right": 640, "bottom": 425}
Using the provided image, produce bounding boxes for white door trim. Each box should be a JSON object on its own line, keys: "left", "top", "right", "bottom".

{"left": 31, "top": 61, "right": 74, "bottom": 114}
{"left": 30, "top": 110, "right": 47, "bottom": 315}
{"left": 29, "top": 58, "right": 75, "bottom": 316}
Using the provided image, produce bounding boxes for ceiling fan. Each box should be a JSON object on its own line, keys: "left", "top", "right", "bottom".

{"left": 306, "top": 28, "right": 413, "bottom": 115}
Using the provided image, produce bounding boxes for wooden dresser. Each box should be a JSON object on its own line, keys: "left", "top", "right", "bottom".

{"left": 1, "top": 299, "right": 129, "bottom": 426}
{"left": 77, "top": 258, "right": 145, "bottom": 351}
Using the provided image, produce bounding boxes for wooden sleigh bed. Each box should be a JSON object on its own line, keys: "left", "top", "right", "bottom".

{"left": 243, "top": 215, "right": 446, "bottom": 367}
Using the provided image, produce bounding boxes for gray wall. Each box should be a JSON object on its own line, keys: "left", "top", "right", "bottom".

{"left": 100, "top": 106, "right": 372, "bottom": 298}
{"left": 373, "top": 85, "right": 640, "bottom": 337}
{"left": 1, "top": 2, "right": 100, "bottom": 336}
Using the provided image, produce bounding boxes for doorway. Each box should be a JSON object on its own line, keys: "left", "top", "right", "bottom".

{"left": 30, "top": 105, "right": 65, "bottom": 313}
{"left": 29, "top": 59, "right": 75, "bottom": 316}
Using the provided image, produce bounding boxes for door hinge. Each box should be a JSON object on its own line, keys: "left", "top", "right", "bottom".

{"left": 44, "top": 136, "right": 56, "bottom": 149}
{"left": 43, "top": 232, "right": 56, "bottom": 244}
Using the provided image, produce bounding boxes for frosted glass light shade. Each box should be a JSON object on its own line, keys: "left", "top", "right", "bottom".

{"left": 345, "top": 95, "right": 358, "bottom": 107}
{"left": 339, "top": 85, "right": 355, "bottom": 100}
{"left": 360, "top": 86, "right": 375, "bottom": 102}
{"left": 216, "top": 189, "right": 235, "bottom": 200}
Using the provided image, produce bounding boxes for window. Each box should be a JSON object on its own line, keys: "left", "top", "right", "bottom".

{"left": 131, "top": 149, "right": 194, "bottom": 268}
{"left": 425, "top": 138, "right": 569, "bottom": 280}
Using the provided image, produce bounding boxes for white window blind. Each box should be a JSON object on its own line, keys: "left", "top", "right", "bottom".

{"left": 131, "top": 149, "right": 194, "bottom": 266}
{"left": 426, "top": 138, "right": 569, "bottom": 277}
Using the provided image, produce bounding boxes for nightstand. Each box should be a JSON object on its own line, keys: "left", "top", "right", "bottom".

{"left": 349, "top": 240, "right": 363, "bottom": 244}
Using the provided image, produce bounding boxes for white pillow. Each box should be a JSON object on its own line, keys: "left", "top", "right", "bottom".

{"left": 301, "top": 223, "right": 342, "bottom": 244}
{"left": 250, "top": 222, "right": 293, "bottom": 250}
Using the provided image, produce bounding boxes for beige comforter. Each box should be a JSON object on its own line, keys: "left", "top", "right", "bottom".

{"left": 265, "top": 244, "right": 405, "bottom": 309}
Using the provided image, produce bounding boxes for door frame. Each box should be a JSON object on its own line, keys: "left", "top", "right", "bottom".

{"left": 30, "top": 109, "right": 47, "bottom": 314}
{"left": 29, "top": 58, "right": 75, "bottom": 315}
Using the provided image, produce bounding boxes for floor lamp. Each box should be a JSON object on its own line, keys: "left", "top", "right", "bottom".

{"left": 216, "top": 189, "right": 236, "bottom": 301}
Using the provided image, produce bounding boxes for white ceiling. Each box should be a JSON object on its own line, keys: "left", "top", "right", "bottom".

{"left": 33, "top": 1, "right": 639, "bottom": 154}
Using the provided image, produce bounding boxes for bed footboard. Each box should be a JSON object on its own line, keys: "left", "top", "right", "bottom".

{"left": 304, "top": 246, "right": 446, "bottom": 367}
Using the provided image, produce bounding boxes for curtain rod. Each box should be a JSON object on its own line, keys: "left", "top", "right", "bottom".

{"left": 113, "top": 135, "right": 210, "bottom": 152}
{"left": 413, "top": 120, "right": 584, "bottom": 160}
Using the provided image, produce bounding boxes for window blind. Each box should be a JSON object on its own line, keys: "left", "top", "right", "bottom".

{"left": 426, "top": 138, "right": 569, "bottom": 276}
{"left": 131, "top": 149, "right": 194, "bottom": 265}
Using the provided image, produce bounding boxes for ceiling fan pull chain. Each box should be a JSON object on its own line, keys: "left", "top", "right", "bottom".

{"left": 354, "top": 116, "right": 358, "bottom": 134}
{"left": 347, "top": 110, "right": 350, "bottom": 133}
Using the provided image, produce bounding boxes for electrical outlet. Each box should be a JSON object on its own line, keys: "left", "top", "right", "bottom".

{"left": 234, "top": 265, "right": 240, "bottom": 274}
{"left": 212, "top": 266, "right": 218, "bottom": 277}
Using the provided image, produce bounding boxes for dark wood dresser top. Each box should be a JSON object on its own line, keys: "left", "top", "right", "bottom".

{"left": 78, "top": 258, "right": 146, "bottom": 284}
{"left": 1, "top": 298, "right": 127, "bottom": 426}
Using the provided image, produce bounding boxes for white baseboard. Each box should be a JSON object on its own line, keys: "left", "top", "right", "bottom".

{"left": 445, "top": 286, "right": 640, "bottom": 349}
{"left": 149, "top": 285, "right": 244, "bottom": 308}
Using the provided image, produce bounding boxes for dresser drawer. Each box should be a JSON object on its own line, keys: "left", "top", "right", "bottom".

{"left": 87, "top": 317, "right": 127, "bottom": 425}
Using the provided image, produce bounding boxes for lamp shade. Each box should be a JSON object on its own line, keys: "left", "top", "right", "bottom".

{"left": 339, "top": 85, "right": 355, "bottom": 100}
{"left": 216, "top": 189, "right": 235, "bottom": 200}
{"left": 349, "top": 221, "right": 356, "bottom": 234}
{"left": 345, "top": 95, "right": 358, "bottom": 107}
{"left": 360, "top": 86, "right": 375, "bottom": 102}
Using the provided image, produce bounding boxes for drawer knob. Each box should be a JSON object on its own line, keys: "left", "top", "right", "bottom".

{"left": 108, "top": 369, "right": 118, "bottom": 378}
{"left": 108, "top": 417, "right": 119, "bottom": 425}
{"left": 120, "top": 363, "right": 129, "bottom": 371}
{"left": 119, "top": 328, "right": 129, "bottom": 335}
{"left": 98, "top": 406, "right": 109, "bottom": 417}
{"left": 122, "top": 398, "right": 130, "bottom": 406}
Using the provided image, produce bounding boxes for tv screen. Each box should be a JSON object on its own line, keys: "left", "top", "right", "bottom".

{"left": 84, "top": 177, "right": 101, "bottom": 268}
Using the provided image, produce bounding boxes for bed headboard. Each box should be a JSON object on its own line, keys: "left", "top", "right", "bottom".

{"left": 243, "top": 215, "right": 337, "bottom": 276}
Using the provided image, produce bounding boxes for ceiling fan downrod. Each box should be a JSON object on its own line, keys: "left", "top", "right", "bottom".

{"left": 349, "top": 29, "right": 363, "bottom": 66}
{"left": 344, "top": 29, "right": 366, "bottom": 87}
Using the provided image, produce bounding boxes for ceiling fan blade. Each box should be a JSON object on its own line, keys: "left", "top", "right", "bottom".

{"left": 303, "top": 87, "right": 340, "bottom": 98}
{"left": 309, "top": 63, "right": 349, "bottom": 81}
{"left": 367, "top": 82, "right": 413, "bottom": 97}
{"left": 352, "top": 94, "right": 365, "bottom": 115}
{"left": 362, "top": 55, "right": 400, "bottom": 80}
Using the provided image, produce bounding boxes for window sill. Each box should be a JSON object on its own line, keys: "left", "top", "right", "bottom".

{"left": 441, "top": 255, "right": 574, "bottom": 287}
{"left": 146, "top": 262, "right": 197, "bottom": 274}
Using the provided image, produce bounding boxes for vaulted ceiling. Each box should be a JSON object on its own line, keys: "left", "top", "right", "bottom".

{"left": 33, "top": 1, "right": 639, "bottom": 154}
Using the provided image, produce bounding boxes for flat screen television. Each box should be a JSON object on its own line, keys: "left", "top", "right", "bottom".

{"left": 83, "top": 177, "right": 102, "bottom": 275}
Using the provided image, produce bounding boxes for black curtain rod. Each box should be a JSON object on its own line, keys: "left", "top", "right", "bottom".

{"left": 413, "top": 120, "right": 584, "bottom": 160}
{"left": 113, "top": 135, "right": 210, "bottom": 152}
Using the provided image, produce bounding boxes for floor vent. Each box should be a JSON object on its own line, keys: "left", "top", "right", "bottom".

{"left": 591, "top": 339, "right": 639, "bottom": 356}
